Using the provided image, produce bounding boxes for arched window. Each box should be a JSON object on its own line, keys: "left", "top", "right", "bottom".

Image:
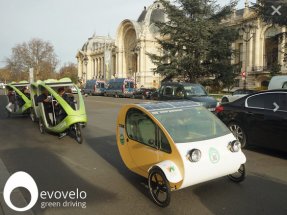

{"left": 265, "top": 27, "right": 279, "bottom": 39}
{"left": 261, "top": 80, "right": 269, "bottom": 87}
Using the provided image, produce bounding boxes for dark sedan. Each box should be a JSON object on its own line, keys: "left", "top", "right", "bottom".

{"left": 131, "top": 88, "right": 156, "bottom": 99}
{"left": 215, "top": 89, "right": 287, "bottom": 151}
{"left": 150, "top": 89, "right": 159, "bottom": 100}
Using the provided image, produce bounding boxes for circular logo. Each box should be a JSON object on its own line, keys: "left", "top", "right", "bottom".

{"left": 209, "top": 147, "right": 220, "bottom": 164}
{"left": 4, "top": 172, "right": 38, "bottom": 211}
{"left": 120, "top": 134, "right": 125, "bottom": 145}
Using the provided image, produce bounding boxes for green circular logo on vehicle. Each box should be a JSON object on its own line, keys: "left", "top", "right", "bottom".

{"left": 209, "top": 147, "right": 220, "bottom": 164}
{"left": 120, "top": 134, "right": 125, "bottom": 145}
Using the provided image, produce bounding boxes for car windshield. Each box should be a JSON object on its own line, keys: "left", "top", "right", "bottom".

{"left": 184, "top": 85, "right": 208, "bottom": 96}
{"left": 150, "top": 106, "right": 230, "bottom": 143}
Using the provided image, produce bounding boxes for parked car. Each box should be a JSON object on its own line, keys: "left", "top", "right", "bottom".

{"left": 131, "top": 88, "right": 156, "bottom": 99}
{"left": 268, "top": 75, "right": 287, "bottom": 90}
{"left": 221, "top": 89, "right": 259, "bottom": 103}
{"left": 158, "top": 82, "right": 218, "bottom": 112}
{"left": 105, "top": 78, "right": 135, "bottom": 98}
{"left": 216, "top": 89, "right": 287, "bottom": 151}
{"left": 83, "top": 79, "right": 105, "bottom": 96}
{"left": 150, "top": 88, "right": 159, "bottom": 100}
{"left": 116, "top": 101, "right": 246, "bottom": 207}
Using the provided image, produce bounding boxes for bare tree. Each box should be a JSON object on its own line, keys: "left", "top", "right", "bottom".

{"left": 57, "top": 62, "right": 78, "bottom": 83}
{"left": 3, "top": 38, "right": 59, "bottom": 81}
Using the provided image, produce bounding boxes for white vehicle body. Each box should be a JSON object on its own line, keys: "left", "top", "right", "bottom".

{"left": 268, "top": 75, "right": 287, "bottom": 90}
{"left": 70, "top": 86, "right": 81, "bottom": 94}
{"left": 221, "top": 89, "right": 257, "bottom": 103}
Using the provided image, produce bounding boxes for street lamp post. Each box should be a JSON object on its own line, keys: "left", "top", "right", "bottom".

{"left": 238, "top": 23, "right": 257, "bottom": 90}
{"left": 83, "top": 57, "right": 88, "bottom": 84}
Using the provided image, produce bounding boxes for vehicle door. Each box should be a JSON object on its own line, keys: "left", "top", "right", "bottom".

{"left": 245, "top": 93, "right": 270, "bottom": 146}
{"left": 100, "top": 83, "right": 105, "bottom": 92}
{"left": 162, "top": 85, "right": 174, "bottom": 101}
{"left": 128, "top": 82, "right": 135, "bottom": 94}
{"left": 134, "top": 89, "right": 142, "bottom": 98}
{"left": 173, "top": 85, "right": 184, "bottom": 100}
{"left": 263, "top": 92, "right": 287, "bottom": 150}
{"left": 126, "top": 108, "right": 159, "bottom": 172}
{"left": 230, "top": 90, "right": 242, "bottom": 102}
{"left": 108, "top": 82, "right": 114, "bottom": 95}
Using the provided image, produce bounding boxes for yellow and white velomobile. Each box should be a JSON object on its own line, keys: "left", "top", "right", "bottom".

{"left": 116, "top": 101, "right": 246, "bottom": 207}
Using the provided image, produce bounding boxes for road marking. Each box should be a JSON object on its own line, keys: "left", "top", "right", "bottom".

{"left": 271, "top": 5, "right": 281, "bottom": 15}
{"left": 53, "top": 152, "right": 90, "bottom": 170}
{"left": 273, "top": 102, "right": 279, "bottom": 112}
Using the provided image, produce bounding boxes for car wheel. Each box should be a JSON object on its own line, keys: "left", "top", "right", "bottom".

{"left": 39, "top": 118, "right": 45, "bottom": 134}
{"left": 148, "top": 168, "right": 171, "bottom": 207}
{"left": 150, "top": 95, "right": 153, "bottom": 100}
{"left": 228, "top": 122, "right": 247, "bottom": 148}
{"left": 222, "top": 97, "right": 229, "bottom": 103}
{"left": 104, "top": 93, "right": 107, "bottom": 97}
{"left": 227, "top": 164, "right": 246, "bottom": 183}
{"left": 142, "top": 95, "right": 146, "bottom": 100}
{"left": 89, "top": 92, "right": 92, "bottom": 96}
{"left": 74, "top": 123, "right": 83, "bottom": 144}
{"left": 115, "top": 93, "right": 118, "bottom": 98}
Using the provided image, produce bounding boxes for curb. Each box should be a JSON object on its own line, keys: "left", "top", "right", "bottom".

{"left": 0, "top": 158, "right": 34, "bottom": 215}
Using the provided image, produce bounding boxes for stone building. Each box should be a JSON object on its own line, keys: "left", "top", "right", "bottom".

{"left": 76, "top": 0, "right": 169, "bottom": 88}
{"left": 225, "top": 0, "right": 287, "bottom": 89}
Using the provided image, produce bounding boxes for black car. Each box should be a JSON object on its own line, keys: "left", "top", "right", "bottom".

{"left": 216, "top": 89, "right": 287, "bottom": 151}
{"left": 158, "top": 82, "right": 218, "bottom": 112}
{"left": 150, "top": 89, "right": 159, "bottom": 100}
{"left": 131, "top": 88, "right": 156, "bottom": 99}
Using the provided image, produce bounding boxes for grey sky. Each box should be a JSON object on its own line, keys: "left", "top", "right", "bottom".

{"left": 0, "top": 0, "right": 254, "bottom": 69}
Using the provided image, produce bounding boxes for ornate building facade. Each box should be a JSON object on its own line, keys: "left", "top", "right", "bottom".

{"left": 76, "top": 0, "right": 169, "bottom": 88}
{"left": 225, "top": 0, "right": 287, "bottom": 89}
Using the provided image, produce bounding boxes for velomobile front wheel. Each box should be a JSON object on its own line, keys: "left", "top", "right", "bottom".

{"left": 75, "top": 123, "right": 83, "bottom": 144}
{"left": 227, "top": 164, "right": 246, "bottom": 183}
{"left": 39, "top": 118, "right": 45, "bottom": 134}
{"left": 6, "top": 109, "right": 10, "bottom": 118}
{"left": 148, "top": 168, "right": 171, "bottom": 207}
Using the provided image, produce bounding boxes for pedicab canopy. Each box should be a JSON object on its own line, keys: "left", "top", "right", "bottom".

{"left": 117, "top": 101, "right": 246, "bottom": 190}
{"left": 5, "top": 81, "right": 32, "bottom": 114}
{"left": 37, "top": 78, "right": 87, "bottom": 132}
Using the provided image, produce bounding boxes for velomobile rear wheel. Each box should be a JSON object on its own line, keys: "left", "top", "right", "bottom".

{"left": 30, "top": 108, "right": 35, "bottom": 122}
{"left": 148, "top": 168, "right": 171, "bottom": 207}
{"left": 39, "top": 118, "right": 45, "bottom": 134}
{"left": 75, "top": 123, "right": 83, "bottom": 144}
{"left": 6, "top": 109, "right": 10, "bottom": 118}
{"left": 227, "top": 164, "right": 246, "bottom": 183}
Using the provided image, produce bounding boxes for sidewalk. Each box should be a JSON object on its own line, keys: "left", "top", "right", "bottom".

{"left": 0, "top": 158, "right": 34, "bottom": 215}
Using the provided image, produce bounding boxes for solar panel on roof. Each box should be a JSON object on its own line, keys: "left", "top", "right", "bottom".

{"left": 138, "top": 101, "right": 199, "bottom": 111}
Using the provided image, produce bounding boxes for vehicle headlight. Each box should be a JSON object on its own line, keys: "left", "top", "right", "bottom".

{"left": 188, "top": 149, "right": 202, "bottom": 162}
{"left": 229, "top": 140, "right": 241, "bottom": 152}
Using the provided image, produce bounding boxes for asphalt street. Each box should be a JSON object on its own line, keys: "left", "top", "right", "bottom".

{"left": 0, "top": 89, "right": 287, "bottom": 215}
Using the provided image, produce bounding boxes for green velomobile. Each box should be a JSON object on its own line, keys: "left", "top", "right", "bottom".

{"left": 36, "top": 78, "right": 87, "bottom": 144}
{"left": 5, "top": 81, "right": 32, "bottom": 117}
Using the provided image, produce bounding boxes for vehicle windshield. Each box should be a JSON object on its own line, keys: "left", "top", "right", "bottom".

{"left": 184, "top": 85, "right": 208, "bottom": 96}
{"left": 150, "top": 106, "right": 230, "bottom": 143}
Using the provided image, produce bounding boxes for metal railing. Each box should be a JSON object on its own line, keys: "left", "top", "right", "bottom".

{"left": 251, "top": 66, "right": 271, "bottom": 72}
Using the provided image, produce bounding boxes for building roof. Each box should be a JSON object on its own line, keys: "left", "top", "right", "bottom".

{"left": 81, "top": 31, "right": 115, "bottom": 51}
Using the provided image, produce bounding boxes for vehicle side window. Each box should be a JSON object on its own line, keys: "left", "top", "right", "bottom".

{"left": 101, "top": 83, "right": 104, "bottom": 88}
{"left": 109, "top": 83, "right": 114, "bottom": 89}
{"left": 130, "top": 82, "right": 134, "bottom": 88}
{"left": 114, "top": 82, "right": 119, "bottom": 88}
{"left": 282, "top": 82, "right": 287, "bottom": 89}
{"left": 164, "top": 86, "right": 173, "bottom": 96}
{"left": 158, "top": 127, "right": 171, "bottom": 154}
{"left": 96, "top": 83, "right": 100, "bottom": 88}
{"left": 233, "top": 90, "right": 241, "bottom": 95}
{"left": 264, "top": 93, "right": 287, "bottom": 111}
{"left": 160, "top": 86, "right": 164, "bottom": 95}
{"left": 125, "top": 82, "right": 128, "bottom": 88}
{"left": 173, "top": 86, "right": 184, "bottom": 97}
{"left": 126, "top": 108, "right": 156, "bottom": 148}
{"left": 247, "top": 94, "right": 264, "bottom": 108}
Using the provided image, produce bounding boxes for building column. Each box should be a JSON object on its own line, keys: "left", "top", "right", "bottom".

{"left": 278, "top": 27, "right": 285, "bottom": 66}
{"left": 254, "top": 28, "right": 261, "bottom": 67}
{"left": 231, "top": 42, "right": 236, "bottom": 64}
{"left": 118, "top": 50, "right": 123, "bottom": 78}
{"left": 248, "top": 35, "right": 254, "bottom": 71}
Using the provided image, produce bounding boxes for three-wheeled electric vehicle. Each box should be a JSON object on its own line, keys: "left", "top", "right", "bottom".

{"left": 116, "top": 101, "right": 246, "bottom": 207}
{"left": 36, "top": 78, "right": 87, "bottom": 143}
{"left": 5, "top": 81, "right": 32, "bottom": 118}
{"left": 29, "top": 80, "right": 43, "bottom": 122}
